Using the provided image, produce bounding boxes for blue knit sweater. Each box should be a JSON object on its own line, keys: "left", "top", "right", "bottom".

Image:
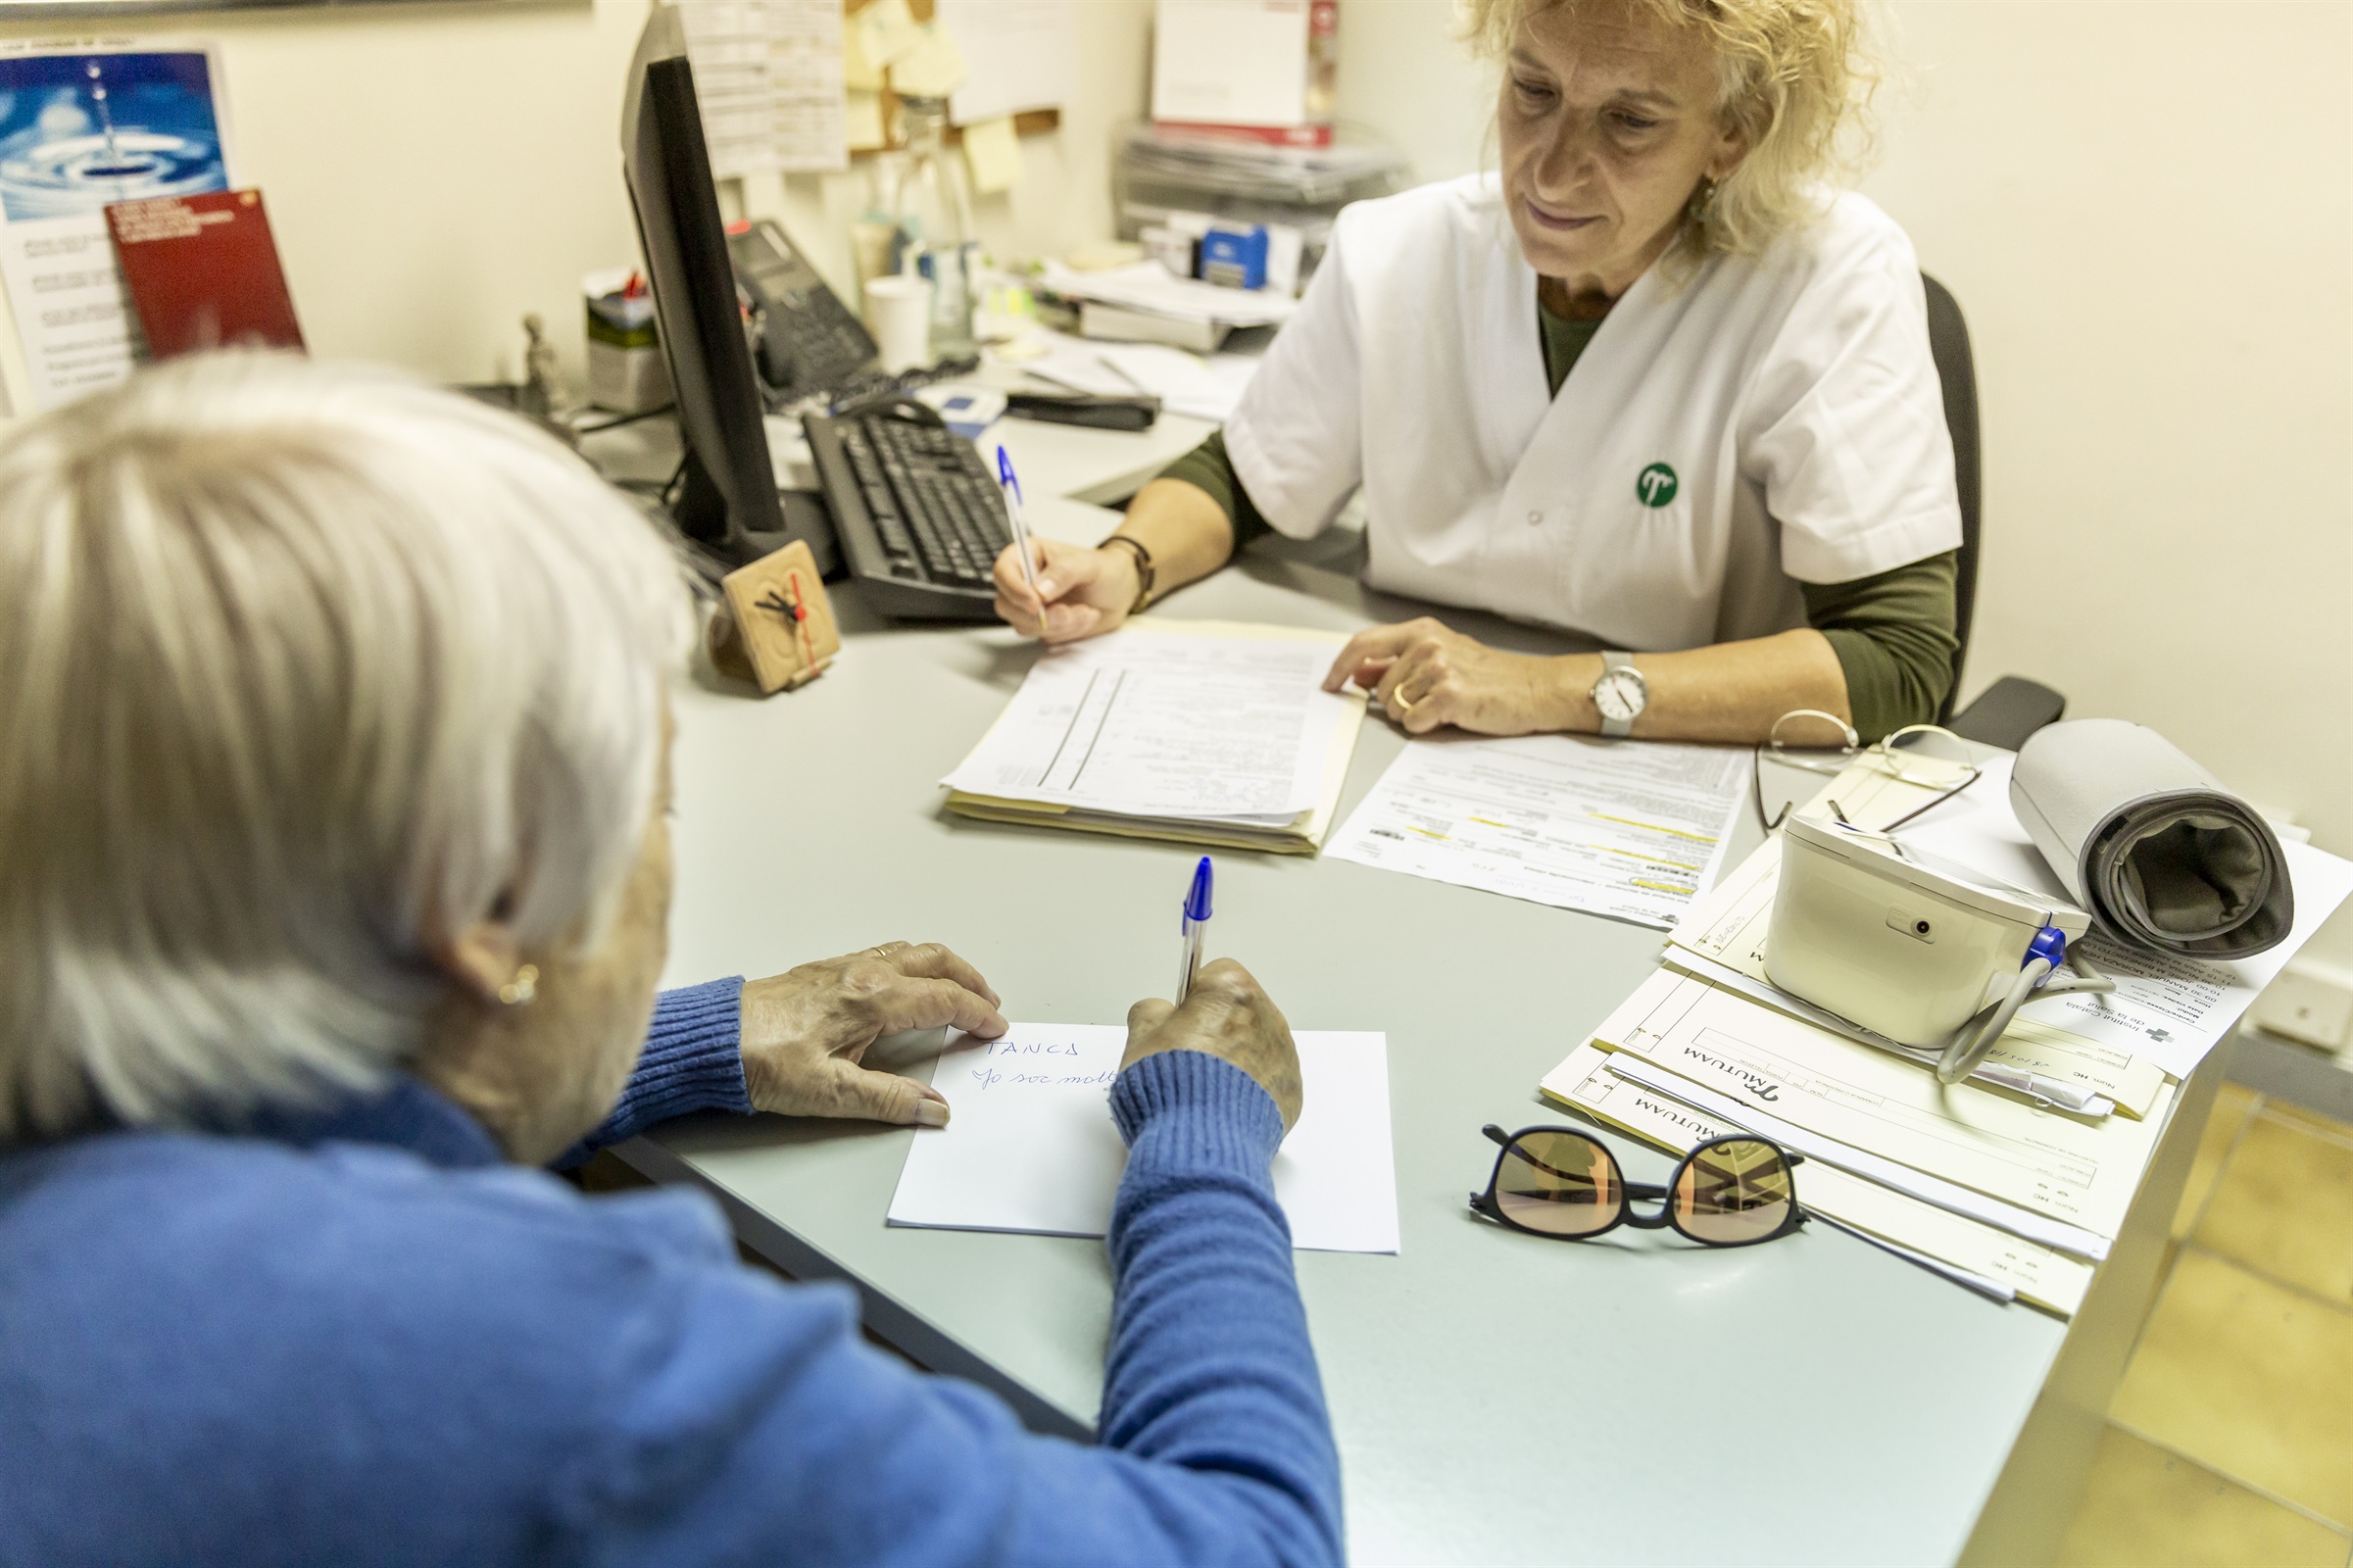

{"left": 0, "top": 978, "right": 1342, "bottom": 1566}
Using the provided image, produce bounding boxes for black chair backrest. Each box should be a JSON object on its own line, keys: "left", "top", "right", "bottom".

{"left": 1920, "top": 272, "right": 1980, "bottom": 721}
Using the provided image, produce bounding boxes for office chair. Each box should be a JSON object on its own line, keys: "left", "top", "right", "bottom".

{"left": 1920, "top": 272, "right": 2067, "bottom": 751}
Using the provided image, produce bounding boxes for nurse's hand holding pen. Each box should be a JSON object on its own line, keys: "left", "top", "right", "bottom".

{"left": 991, "top": 535, "right": 1143, "bottom": 643}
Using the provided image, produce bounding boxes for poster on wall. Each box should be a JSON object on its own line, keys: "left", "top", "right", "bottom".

{"left": 0, "top": 43, "right": 233, "bottom": 413}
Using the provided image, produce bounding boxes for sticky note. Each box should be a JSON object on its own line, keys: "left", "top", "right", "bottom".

{"left": 842, "top": 12, "right": 884, "bottom": 90}
{"left": 961, "top": 115, "right": 1023, "bottom": 195}
{"left": 845, "top": 89, "right": 888, "bottom": 151}
{"left": 855, "top": 0, "right": 923, "bottom": 71}
{"left": 888, "top": 22, "right": 969, "bottom": 99}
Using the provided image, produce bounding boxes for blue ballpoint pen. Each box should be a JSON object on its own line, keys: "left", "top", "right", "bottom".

{"left": 1177, "top": 856, "right": 1213, "bottom": 1004}
{"left": 996, "top": 447, "right": 1047, "bottom": 629}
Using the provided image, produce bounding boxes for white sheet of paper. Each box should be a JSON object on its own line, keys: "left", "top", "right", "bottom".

{"left": 1325, "top": 734, "right": 1750, "bottom": 929}
{"left": 1150, "top": 0, "right": 1309, "bottom": 126}
{"left": 941, "top": 622, "right": 1353, "bottom": 819}
{"left": 680, "top": 0, "right": 848, "bottom": 175}
{"left": 936, "top": 0, "right": 1076, "bottom": 123}
{"left": 888, "top": 1025, "right": 1399, "bottom": 1254}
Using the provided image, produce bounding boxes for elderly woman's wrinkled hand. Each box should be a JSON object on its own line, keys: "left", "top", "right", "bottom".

{"left": 1119, "top": 959, "right": 1302, "bottom": 1132}
{"left": 739, "top": 943, "right": 1007, "bottom": 1127}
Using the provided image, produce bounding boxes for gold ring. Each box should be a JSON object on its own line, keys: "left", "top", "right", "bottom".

{"left": 866, "top": 944, "right": 896, "bottom": 956}
{"left": 1392, "top": 687, "right": 1420, "bottom": 717}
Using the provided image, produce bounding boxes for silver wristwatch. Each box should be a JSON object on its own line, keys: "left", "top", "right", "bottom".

{"left": 1592, "top": 651, "right": 1648, "bottom": 738}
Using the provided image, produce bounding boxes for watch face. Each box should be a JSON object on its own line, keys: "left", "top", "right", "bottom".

{"left": 1594, "top": 667, "right": 1645, "bottom": 722}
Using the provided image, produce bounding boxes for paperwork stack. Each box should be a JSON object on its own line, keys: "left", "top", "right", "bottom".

{"left": 940, "top": 619, "right": 1366, "bottom": 854}
{"left": 1113, "top": 123, "right": 1407, "bottom": 277}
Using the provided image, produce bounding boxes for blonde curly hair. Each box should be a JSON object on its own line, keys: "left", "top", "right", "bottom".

{"left": 1458, "top": 0, "right": 1883, "bottom": 268}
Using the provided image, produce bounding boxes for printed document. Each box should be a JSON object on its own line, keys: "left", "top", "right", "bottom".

{"left": 888, "top": 1024, "right": 1399, "bottom": 1253}
{"left": 1589, "top": 968, "right": 2167, "bottom": 1245}
{"left": 0, "top": 46, "right": 233, "bottom": 413}
{"left": 1543, "top": 1042, "right": 2094, "bottom": 1317}
{"left": 1324, "top": 735, "right": 1749, "bottom": 928}
{"left": 941, "top": 621, "right": 1357, "bottom": 820}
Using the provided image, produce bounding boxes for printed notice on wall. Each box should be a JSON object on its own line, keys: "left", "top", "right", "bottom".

{"left": 0, "top": 44, "right": 234, "bottom": 413}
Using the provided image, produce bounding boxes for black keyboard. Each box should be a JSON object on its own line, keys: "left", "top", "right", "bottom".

{"left": 806, "top": 398, "right": 1011, "bottom": 620}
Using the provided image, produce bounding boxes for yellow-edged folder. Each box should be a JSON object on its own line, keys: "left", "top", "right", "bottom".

{"left": 941, "top": 620, "right": 1367, "bottom": 855}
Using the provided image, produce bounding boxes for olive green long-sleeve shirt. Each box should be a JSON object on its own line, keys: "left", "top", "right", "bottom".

{"left": 1159, "top": 301, "right": 1958, "bottom": 741}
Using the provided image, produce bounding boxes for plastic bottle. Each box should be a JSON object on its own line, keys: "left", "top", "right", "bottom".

{"left": 888, "top": 95, "right": 979, "bottom": 362}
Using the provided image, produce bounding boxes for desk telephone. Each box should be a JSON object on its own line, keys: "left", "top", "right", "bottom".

{"left": 724, "top": 220, "right": 1009, "bottom": 620}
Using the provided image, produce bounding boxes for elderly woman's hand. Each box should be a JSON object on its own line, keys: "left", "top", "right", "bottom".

{"left": 1323, "top": 616, "right": 1583, "bottom": 737}
{"left": 1119, "top": 959, "right": 1302, "bottom": 1132}
{"left": 739, "top": 943, "right": 1007, "bottom": 1127}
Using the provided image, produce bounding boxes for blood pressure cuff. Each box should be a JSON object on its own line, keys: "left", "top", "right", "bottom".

{"left": 2011, "top": 718, "right": 2292, "bottom": 959}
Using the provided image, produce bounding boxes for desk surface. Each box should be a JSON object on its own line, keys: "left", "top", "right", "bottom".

{"left": 607, "top": 409, "right": 2200, "bottom": 1567}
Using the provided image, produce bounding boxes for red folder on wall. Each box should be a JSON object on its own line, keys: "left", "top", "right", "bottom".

{"left": 105, "top": 188, "right": 305, "bottom": 360}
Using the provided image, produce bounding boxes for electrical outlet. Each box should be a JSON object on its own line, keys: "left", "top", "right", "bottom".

{"left": 2250, "top": 966, "right": 2353, "bottom": 1051}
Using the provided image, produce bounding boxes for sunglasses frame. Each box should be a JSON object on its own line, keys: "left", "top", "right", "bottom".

{"left": 1468, "top": 1122, "right": 1809, "bottom": 1249}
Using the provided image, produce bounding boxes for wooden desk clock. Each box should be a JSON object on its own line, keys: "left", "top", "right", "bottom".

{"left": 708, "top": 540, "right": 841, "bottom": 694}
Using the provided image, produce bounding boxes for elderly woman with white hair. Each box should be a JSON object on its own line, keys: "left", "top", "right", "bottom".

{"left": 0, "top": 355, "right": 1338, "bottom": 1566}
{"left": 999, "top": 0, "right": 1959, "bottom": 747}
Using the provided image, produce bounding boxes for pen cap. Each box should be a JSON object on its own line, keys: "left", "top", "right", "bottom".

{"left": 1185, "top": 856, "right": 1214, "bottom": 921}
{"left": 995, "top": 445, "right": 1022, "bottom": 503}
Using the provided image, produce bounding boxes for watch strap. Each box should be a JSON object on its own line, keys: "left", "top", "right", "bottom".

{"left": 1103, "top": 534, "right": 1155, "bottom": 616}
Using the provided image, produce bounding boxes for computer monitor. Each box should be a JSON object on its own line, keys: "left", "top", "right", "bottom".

{"left": 621, "top": 7, "right": 833, "bottom": 571}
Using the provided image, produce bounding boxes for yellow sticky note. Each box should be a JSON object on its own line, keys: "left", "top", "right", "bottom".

{"left": 842, "top": 13, "right": 884, "bottom": 90}
{"left": 845, "top": 89, "right": 888, "bottom": 151}
{"left": 961, "top": 115, "right": 1022, "bottom": 195}
{"left": 855, "top": 0, "right": 923, "bottom": 71}
{"left": 888, "top": 22, "right": 968, "bottom": 100}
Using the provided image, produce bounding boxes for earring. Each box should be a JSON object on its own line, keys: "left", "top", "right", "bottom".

{"left": 1690, "top": 177, "right": 1719, "bottom": 224}
{"left": 498, "top": 963, "right": 540, "bottom": 1006}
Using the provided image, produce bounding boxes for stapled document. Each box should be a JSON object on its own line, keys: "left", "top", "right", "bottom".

{"left": 888, "top": 1024, "right": 1399, "bottom": 1253}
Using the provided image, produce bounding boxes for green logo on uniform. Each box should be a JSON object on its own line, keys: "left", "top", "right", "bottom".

{"left": 1636, "top": 463, "right": 1679, "bottom": 509}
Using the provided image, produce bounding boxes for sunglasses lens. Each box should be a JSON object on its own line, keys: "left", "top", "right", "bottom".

{"left": 1674, "top": 1140, "right": 1795, "bottom": 1244}
{"left": 1495, "top": 1132, "right": 1621, "bottom": 1236}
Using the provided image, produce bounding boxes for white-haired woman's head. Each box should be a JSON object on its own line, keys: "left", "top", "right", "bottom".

{"left": 1459, "top": 0, "right": 1882, "bottom": 290}
{"left": 0, "top": 353, "right": 693, "bottom": 1151}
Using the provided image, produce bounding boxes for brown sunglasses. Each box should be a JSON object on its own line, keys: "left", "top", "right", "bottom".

{"left": 1470, "top": 1124, "right": 1808, "bottom": 1248}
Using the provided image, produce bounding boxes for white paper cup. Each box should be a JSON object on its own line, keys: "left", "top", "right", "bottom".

{"left": 863, "top": 274, "right": 933, "bottom": 373}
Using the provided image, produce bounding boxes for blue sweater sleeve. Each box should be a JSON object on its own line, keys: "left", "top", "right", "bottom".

{"left": 571, "top": 1048, "right": 1343, "bottom": 1567}
{"left": 574, "top": 978, "right": 752, "bottom": 1156}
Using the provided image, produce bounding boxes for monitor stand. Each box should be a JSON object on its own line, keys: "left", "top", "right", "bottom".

{"left": 672, "top": 450, "right": 840, "bottom": 576}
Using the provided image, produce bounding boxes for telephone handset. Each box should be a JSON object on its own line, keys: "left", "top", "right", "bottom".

{"left": 725, "top": 219, "right": 879, "bottom": 403}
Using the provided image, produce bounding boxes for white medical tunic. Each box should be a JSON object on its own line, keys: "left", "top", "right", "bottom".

{"left": 1223, "top": 175, "right": 1963, "bottom": 652}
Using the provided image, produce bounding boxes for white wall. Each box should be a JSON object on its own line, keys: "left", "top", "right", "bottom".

{"left": 1337, "top": 0, "right": 2353, "bottom": 972}
{"left": 0, "top": 0, "right": 1153, "bottom": 394}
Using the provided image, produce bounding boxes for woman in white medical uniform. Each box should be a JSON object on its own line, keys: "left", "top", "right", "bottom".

{"left": 995, "top": 0, "right": 1959, "bottom": 744}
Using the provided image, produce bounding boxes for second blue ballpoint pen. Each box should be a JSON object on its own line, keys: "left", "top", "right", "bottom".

{"left": 1177, "top": 856, "right": 1213, "bottom": 1004}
